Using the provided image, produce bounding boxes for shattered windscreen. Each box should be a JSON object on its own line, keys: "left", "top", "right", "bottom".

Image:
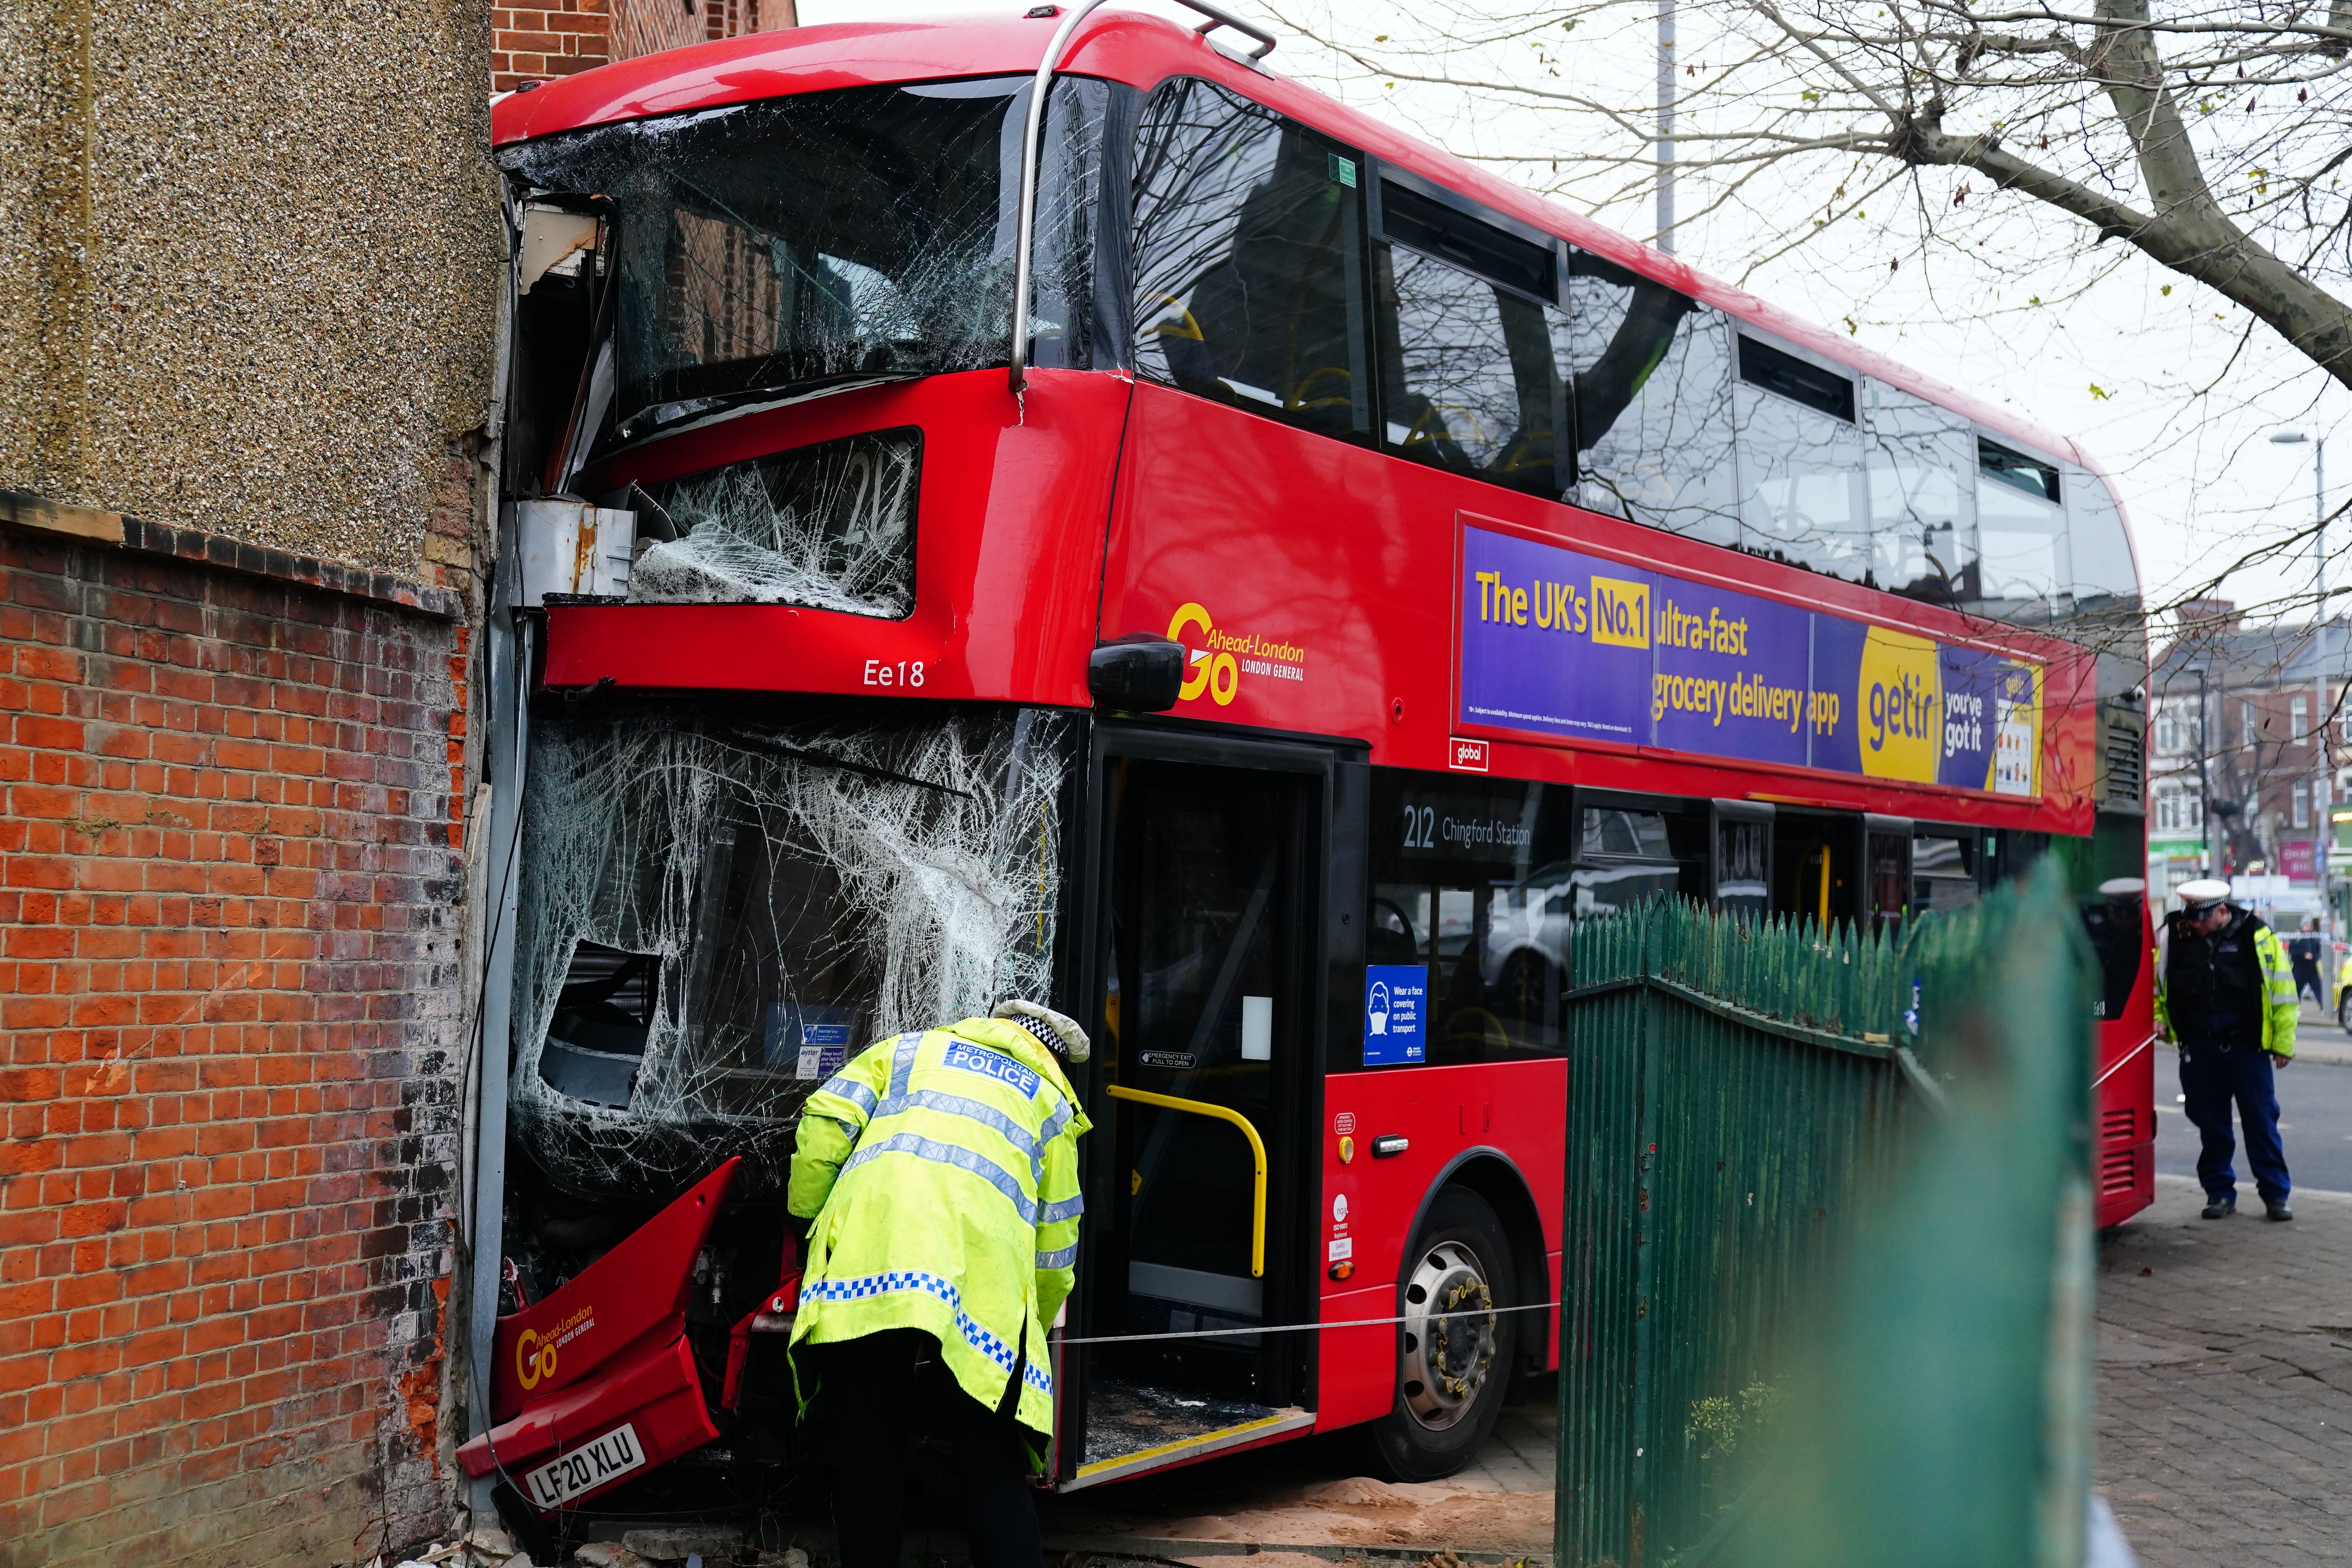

{"left": 511, "top": 702, "right": 1074, "bottom": 1198}
{"left": 631, "top": 426, "right": 921, "bottom": 616}
{"left": 497, "top": 75, "right": 1107, "bottom": 446}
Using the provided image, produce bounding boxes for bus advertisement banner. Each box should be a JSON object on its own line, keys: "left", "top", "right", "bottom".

{"left": 1457, "top": 523, "right": 2043, "bottom": 796}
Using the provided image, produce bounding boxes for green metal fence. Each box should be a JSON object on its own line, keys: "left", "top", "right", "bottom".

{"left": 1556, "top": 866, "right": 2093, "bottom": 1568}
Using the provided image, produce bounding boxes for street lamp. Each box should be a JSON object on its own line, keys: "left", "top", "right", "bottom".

{"left": 2271, "top": 428, "right": 2333, "bottom": 934}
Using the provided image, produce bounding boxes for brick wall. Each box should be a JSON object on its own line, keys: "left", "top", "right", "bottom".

{"left": 494, "top": 0, "right": 795, "bottom": 92}
{"left": 0, "top": 521, "right": 474, "bottom": 1568}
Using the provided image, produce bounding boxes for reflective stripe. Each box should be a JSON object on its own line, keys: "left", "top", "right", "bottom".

{"left": 844, "top": 1132, "right": 1033, "bottom": 1216}
{"left": 1034, "top": 1243, "right": 1077, "bottom": 1271}
{"left": 799, "top": 1269, "right": 1054, "bottom": 1396}
{"left": 888, "top": 1033, "right": 922, "bottom": 1100}
{"left": 1039, "top": 1097, "right": 1075, "bottom": 1146}
{"left": 820, "top": 1075, "right": 878, "bottom": 1118}
{"left": 1037, "top": 1192, "right": 1084, "bottom": 1224}
{"left": 876, "top": 1089, "right": 1040, "bottom": 1160}
{"left": 833, "top": 1118, "right": 860, "bottom": 1143}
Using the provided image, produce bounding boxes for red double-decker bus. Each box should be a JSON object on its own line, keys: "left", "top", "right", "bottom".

{"left": 473, "top": 2, "right": 2152, "bottom": 1510}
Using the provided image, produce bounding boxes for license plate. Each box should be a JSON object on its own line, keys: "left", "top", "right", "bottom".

{"left": 523, "top": 1421, "right": 646, "bottom": 1509}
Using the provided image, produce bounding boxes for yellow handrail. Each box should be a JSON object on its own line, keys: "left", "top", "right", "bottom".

{"left": 1105, "top": 1083, "right": 1268, "bottom": 1278}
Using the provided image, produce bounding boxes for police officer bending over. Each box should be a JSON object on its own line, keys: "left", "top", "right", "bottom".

{"left": 786, "top": 1000, "right": 1092, "bottom": 1568}
{"left": 2155, "top": 880, "right": 2298, "bottom": 1221}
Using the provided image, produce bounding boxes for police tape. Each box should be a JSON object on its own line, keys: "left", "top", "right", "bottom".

{"left": 1050, "top": 1298, "right": 1561, "bottom": 1348}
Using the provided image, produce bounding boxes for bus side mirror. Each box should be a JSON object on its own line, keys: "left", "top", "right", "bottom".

{"left": 1089, "top": 637, "right": 1184, "bottom": 712}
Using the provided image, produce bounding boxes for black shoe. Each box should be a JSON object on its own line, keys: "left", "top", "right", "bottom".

{"left": 2267, "top": 1200, "right": 2294, "bottom": 1222}
{"left": 2202, "top": 1197, "right": 2237, "bottom": 1219}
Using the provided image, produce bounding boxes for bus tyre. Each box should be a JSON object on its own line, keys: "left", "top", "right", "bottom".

{"left": 1367, "top": 1186, "right": 1515, "bottom": 1482}
{"left": 2340, "top": 989, "right": 2350, "bottom": 1034}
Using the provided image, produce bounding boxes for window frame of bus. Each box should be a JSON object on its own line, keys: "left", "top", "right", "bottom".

{"left": 1125, "top": 75, "right": 1375, "bottom": 445}
{"left": 1364, "top": 161, "right": 1571, "bottom": 499}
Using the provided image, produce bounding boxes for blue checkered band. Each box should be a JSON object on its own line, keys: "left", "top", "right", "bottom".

{"left": 799, "top": 1269, "right": 1053, "bottom": 1396}
{"left": 818, "top": 1074, "right": 878, "bottom": 1118}
{"left": 1034, "top": 1244, "right": 1077, "bottom": 1271}
{"left": 876, "top": 1089, "right": 1039, "bottom": 1161}
{"left": 887, "top": 1034, "right": 921, "bottom": 1100}
{"left": 1036, "top": 1192, "right": 1085, "bottom": 1225}
{"left": 843, "top": 1132, "right": 1033, "bottom": 1216}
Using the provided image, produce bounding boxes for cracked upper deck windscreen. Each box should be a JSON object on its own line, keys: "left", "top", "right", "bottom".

{"left": 497, "top": 75, "right": 1107, "bottom": 450}
{"left": 511, "top": 704, "right": 1073, "bottom": 1198}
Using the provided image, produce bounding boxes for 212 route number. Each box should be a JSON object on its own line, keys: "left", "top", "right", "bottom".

{"left": 523, "top": 1421, "right": 646, "bottom": 1509}
{"left": 862, "top": 659, "right": 925, "bottom": 688}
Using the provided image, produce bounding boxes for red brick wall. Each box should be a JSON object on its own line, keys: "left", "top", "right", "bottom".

{"left": 494, "top": 0, "right": 795, "bottom": 92}
{"left": 0, "top": 523, "right": 473, "bottom": 1568}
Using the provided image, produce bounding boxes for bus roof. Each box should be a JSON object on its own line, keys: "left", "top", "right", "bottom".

{"left": 490, "top": 7, "right": 2132, "bottom": 576}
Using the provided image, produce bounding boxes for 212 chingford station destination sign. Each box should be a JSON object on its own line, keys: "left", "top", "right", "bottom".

{"left": 1455, "top": 522, "right": 2042, "bottom": 796}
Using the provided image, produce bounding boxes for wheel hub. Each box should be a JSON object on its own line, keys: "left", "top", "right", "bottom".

{"left": 1399, "top": 1239, "right": 1497, "bottom": 1430}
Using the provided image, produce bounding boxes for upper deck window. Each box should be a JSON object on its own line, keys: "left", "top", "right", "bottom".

{"left": 1564, "top": 252, "right": 1740, "bottom": 548}
{"left": 1129, "top": 77, "right": 1371, "bottom": 440}
{"left": 1372, "top": 182, "right": 1566, "bottom": 496}
{"left": 499, "top": 76, "right": 1107, "bottom": 448}
{"left": 1737, "top": 335, "right": 1856, "bottom": 424}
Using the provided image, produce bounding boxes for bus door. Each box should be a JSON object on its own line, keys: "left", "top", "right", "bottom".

{"left": 1771, "top": 808, "right": 1858, "bottom": 927}
{"left": 1061, "top": 729, "right": 1331, "bottom": 1487}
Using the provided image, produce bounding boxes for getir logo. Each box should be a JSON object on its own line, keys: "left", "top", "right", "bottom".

{"left": 1857, "top": 626, "right": 1940, "bottom": 783}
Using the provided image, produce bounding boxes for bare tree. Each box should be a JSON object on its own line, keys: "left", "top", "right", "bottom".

{"left": 1272, "top": 1, "right": 2352, "bottom": 386}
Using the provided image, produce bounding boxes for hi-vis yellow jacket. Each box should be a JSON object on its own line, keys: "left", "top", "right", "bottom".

{"left": 2152, "top": 915, "right": 2300, "bottom": 1059}
{"left": 786, "top": 1018, "right": 1090, "bottom": 1437}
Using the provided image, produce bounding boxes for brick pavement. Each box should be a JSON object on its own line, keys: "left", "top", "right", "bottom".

{"left": 2098, "top": 1175, "right": 2352, "bottom": 1564}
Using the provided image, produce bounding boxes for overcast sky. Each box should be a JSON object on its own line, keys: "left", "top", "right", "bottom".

{"left": 797, "top": 0, "right": 2350, "bottom": 631}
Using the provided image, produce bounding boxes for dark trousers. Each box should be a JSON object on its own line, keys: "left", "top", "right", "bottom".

{"left": 2179, "top": 1043, "right": 2292, "bottom": 1205}
{"left": 815, "top": 1329, "right": 1040, "bottom": 1568}
{"left": 2294, "top": 958, "right": 2326, "bottom": 1004}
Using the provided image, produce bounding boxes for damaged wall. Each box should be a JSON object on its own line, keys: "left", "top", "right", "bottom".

{"left": 0, "top": 4, "right": 501, "bottom": 1565}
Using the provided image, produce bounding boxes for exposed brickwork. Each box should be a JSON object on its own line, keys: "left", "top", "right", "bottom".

{"left": 0, "top": 522, "right": 474, "bottom": 1568}
{"left": 495, "top": 0, "right": 795, "bottom": 92}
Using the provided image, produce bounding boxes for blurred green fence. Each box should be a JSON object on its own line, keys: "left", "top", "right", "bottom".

{"left": 1556, "top": 866, "right": 2093, "bottom": 1568}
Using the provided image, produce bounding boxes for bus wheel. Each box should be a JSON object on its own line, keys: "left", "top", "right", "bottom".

{"left": 1367, "top": 1186, "right": 1516, "bottom": 1482}
{"left": 2339, "top": 989, "right": 2350, "bottom": 1034}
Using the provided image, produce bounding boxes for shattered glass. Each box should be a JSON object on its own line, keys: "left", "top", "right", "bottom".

{"left": 497, "top": 75, "right": 1108, "bottom": 448}
{"left": 630, "top": 428, "right": 920, "bottom": 616}
{"left": 511, "top": 703, "right": 1073, "bottom": 1197}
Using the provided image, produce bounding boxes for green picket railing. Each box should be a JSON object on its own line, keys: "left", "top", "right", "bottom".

{"left": 1556, "top": 866, "right": 2094, "bottom": 1568}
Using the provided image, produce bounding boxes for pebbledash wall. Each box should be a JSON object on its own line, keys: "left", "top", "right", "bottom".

{"left": 0, "top": 4, "right": 501, "bottom": 1566}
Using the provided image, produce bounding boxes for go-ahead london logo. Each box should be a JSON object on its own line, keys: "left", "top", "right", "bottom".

{"left": 1166, "top": 602, "right": 1308, "bottom": 706}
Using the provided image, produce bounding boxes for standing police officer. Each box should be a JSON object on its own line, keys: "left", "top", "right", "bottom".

{"left": 786, "top": 1000, "right": 1091, "bottom": 1568}
{"left": 2155, "top": 880, "right": 2298, "bottom": 1221}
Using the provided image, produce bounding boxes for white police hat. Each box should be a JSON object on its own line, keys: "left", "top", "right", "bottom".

{"left": 2175, "top": 878, "right": 2232, "bottom": 909}
{"left": 993, "top": 999, "right": 1090, "bottom": 1063}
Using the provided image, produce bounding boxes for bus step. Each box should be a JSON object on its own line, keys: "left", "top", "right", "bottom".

{"left": 1065, "top": 1378, "right": 1312, "bottom": 1491}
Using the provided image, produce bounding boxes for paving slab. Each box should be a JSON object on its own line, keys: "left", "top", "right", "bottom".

{"left": 2097, "top": 1174, "right": 2352, "bottom": 1564}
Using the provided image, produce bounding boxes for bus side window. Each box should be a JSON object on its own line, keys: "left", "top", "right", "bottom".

{"left": 1732, "top": 334, "right": 1871, "bottom": 583}
{"left": 1974, "top": 438, "right": 2071, "bottom": 622}
{"left": 1129, "top": 77, "right": 1370, "bottom": 441}
{"left": 1864, "top": 386, "right": 1978, "bottom": 610}
{"left": 1371, "top": 180, "right": 1567, "bottom": 499}
{"left": 2066, "top": 467, "right": 2138, "bottom": 610}
{"left": 1562, "top": 250, "right": 1740, "bottom": 549}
